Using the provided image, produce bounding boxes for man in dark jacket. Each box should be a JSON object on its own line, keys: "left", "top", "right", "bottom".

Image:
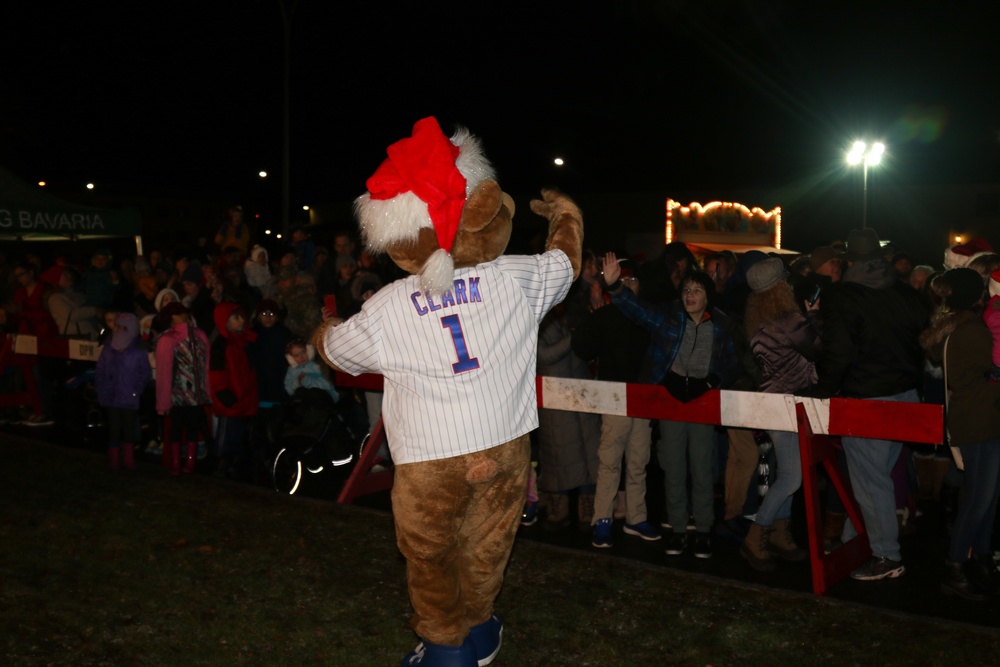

{"left": 572, "top": 262, "right": 656, "bottom": 548}
{"left": 815, "top": 228, "right": 928, "bottom": 581}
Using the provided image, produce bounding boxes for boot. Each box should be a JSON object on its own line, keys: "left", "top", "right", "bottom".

{"left": 107, "top": 446, "right": 120, "bottom": 470}
{"left": 967, "top": 553, "right": 1000, "bottom": 596}
{"left": 769, "top": 518, "right": 808, "bottom": 561}
{"left": 169, "top": 442, "right": 182, "bottom": 477}
{"left": 822, "top": 511, "right": 846, "bottom": 553}
{"left": 740, "top": 523, "right": 777, "bottom": 572}
{"left": 913, "top": 453, "right": 936, "bottom": 501}
{"left": 121, "top": 443, "right": 137, "bottom": 471}
{"left": 941, "top": 560, "right": 989, "bottom": 601}
{"left": 182, "top": 443, "right": 197, "bottom": 473}
{"left": 577, "top": 492, "right": 595, "bottom": 531}
{"left": 543, "top": 492, "right": 570, "bottom": 530}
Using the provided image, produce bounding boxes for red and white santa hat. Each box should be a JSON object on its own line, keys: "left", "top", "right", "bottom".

{"left": 944, "top": 237, "right": 994, "bottom": 270}
{"left": 354, "top": 117, "right": 494, "bottom": 295}
{"left": 989, "top": 268, "right": 1000, "bottom": 299}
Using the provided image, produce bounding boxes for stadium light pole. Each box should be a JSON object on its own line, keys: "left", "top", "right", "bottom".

{"left": 846, "top": 140, "right": 885, "bottom": 230}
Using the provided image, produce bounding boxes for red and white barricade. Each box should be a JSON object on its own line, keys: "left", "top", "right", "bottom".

{"left": 8, "top": 335, "right": 944, "bottom": 594}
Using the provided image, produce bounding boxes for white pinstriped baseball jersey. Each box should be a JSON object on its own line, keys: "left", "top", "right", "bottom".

{"left": 323, "top": 249, "right": 574, "bottom": 464}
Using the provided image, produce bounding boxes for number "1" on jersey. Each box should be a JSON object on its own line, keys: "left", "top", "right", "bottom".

{"left": 441, "top": 314, "right": 480, "bottom": 373}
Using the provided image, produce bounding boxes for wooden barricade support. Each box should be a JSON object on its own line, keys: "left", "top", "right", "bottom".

{"left": 337, "top": 417, "right": 393, "bottom": 504}
{"left": 797, "top": 402, "right": 871, "bottom": 595}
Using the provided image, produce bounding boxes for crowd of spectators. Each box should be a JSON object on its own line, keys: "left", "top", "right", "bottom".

{"left": 531, "top": 230, "right": 1000, "bottom": 599}
{"left": 2, "top": 211, "right": 1000, "bottom": 599}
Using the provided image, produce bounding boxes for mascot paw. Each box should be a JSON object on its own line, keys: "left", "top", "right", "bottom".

{"left": 529, "top": 188, "right": 581, "bottom": 226}
{"left": 529, "top": 188, "right": 584, "bottom": 280}
{"left": 465, "top": 458, "right": 499, "bottom": 484}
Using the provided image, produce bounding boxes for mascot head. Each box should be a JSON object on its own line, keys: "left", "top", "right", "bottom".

{"left": 354, "top": 117, "right": 514, "bottom": 295}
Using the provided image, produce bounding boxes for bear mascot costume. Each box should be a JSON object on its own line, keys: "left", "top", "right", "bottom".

{"left": 312, "top": 116, "right": 583, "bottom": 666}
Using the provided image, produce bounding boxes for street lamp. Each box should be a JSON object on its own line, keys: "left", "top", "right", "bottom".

{"left": 846, "top": 140, "right": 885, "bottom": 229}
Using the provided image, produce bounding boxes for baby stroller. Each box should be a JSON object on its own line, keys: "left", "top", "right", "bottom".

{"left": 267, "top": 387, "right": 362, "bottom": 495}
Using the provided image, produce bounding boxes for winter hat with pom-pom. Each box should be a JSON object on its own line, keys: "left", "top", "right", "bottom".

{"left": 945, "top": 238, "right": 994, "bottom": 269}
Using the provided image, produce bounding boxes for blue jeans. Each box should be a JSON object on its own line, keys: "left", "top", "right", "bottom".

{"left": 755, "top": 430, "right": 802, "bottom": 526}
{"left": 658, "top": 420, "right": 715, "bottom": 533}
{"left": 949, "top": 438, "right": 1000, "bottom": 562}
{"left": 841, "top": 389, "right": 918, "bottom": 561}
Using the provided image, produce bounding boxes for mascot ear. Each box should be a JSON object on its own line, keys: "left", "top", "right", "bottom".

{"left": 459, "top": 180, "right": 510, "bottom": 234}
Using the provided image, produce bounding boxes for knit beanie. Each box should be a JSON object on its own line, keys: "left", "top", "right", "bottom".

{"left": 746, "top": 257, "right": 788, "bottom": 293}
{"left": 181, "top": 264, "right": 202, "bottom": 284}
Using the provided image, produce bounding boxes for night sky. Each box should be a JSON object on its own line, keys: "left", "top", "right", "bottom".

{"left": 4, "top": 1, "right": 1000, "bottom": 255}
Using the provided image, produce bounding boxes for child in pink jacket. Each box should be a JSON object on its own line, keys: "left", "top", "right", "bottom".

{"left": 155, "top": 302, "right": 211, "bottom": 475}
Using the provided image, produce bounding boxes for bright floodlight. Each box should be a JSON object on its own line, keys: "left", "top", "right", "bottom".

{"left": 868, "top": 142, "right": 885, "bottom": 165}
{"left": 554, "top": 157, "right": 564, "bottom": 166}
{"left": 846, "top": 141, "right": 866, "bottom": 165}
{"left": 259, "top": 171, "right": 268, "bottom": 178}
{"left": 846, "top": 140, "right": 887, "bottom": 229}
{"left": 302, "top": 205, "right": 309, "bottom": 211}
{"left": 86, "top": 183, "right": 94, "bottom": 190}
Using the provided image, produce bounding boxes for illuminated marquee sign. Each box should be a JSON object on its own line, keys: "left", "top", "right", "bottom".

{"left": 665, "top": 199, "right": 782, "bottom": 249}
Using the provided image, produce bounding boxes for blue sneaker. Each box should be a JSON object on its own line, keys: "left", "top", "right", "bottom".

{"left": 469, "top": 615, "right": 503, "bottom": 666}
{"left": 403, "top": 637, "right": 476, "bottom": 666}
{"left": 623, "top": 520, "right": 662, "bottom": 542}
{"left": 591, "top": 518, "right": 613, "bottom": 548}
{"left": 520, "top": 501, "right": 538, "bottom": 527}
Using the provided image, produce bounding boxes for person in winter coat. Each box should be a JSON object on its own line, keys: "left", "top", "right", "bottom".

{"left": 47, "top": 267, "right": 101, "bottom": 339}
{"left": 284, "top": 339, "right": 339, "bottom": 401}
{"left": 244, "top": 244, "right": 275, "bottom": 299}
{"left": 95, "top": 313, "right": 152, "bottom": 470}
{"left": 602, "top": 252, "right": 739, "bottom": 560}
{"left": 572, "top": 263, "right": 658, "bottom": 547}
{"left": 535, "top": 303, "right": 602, "bottom": 530}
{"left": 814, "top": 228, "right": 927, "bottom": 582}
{"left": 920, "top": 268, "right": 1000, "bottom": 600}
{"left": 209, "top": 302, "right": 259, "bottom": 479}
{"left": 155, "top": 302, "right": 211, "bottom": 476}
{"left": 738, "top": 258, "right": 821, "bottom": 571}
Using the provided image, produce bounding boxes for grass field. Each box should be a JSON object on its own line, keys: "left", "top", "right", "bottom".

{"left": 2, "top": 435, "right": 998, "bottom": 666}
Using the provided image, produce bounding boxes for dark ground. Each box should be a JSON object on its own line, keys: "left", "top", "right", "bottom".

{"left": 3, "top": 384, "right": 998, "bottom": 634}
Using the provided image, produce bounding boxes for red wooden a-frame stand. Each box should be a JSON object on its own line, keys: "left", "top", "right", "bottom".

{"left": 337, "top": 417, "right": 393, "bottom": 504}
{"left": 797, "top": 402, "right": 871, "bottom": 595}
